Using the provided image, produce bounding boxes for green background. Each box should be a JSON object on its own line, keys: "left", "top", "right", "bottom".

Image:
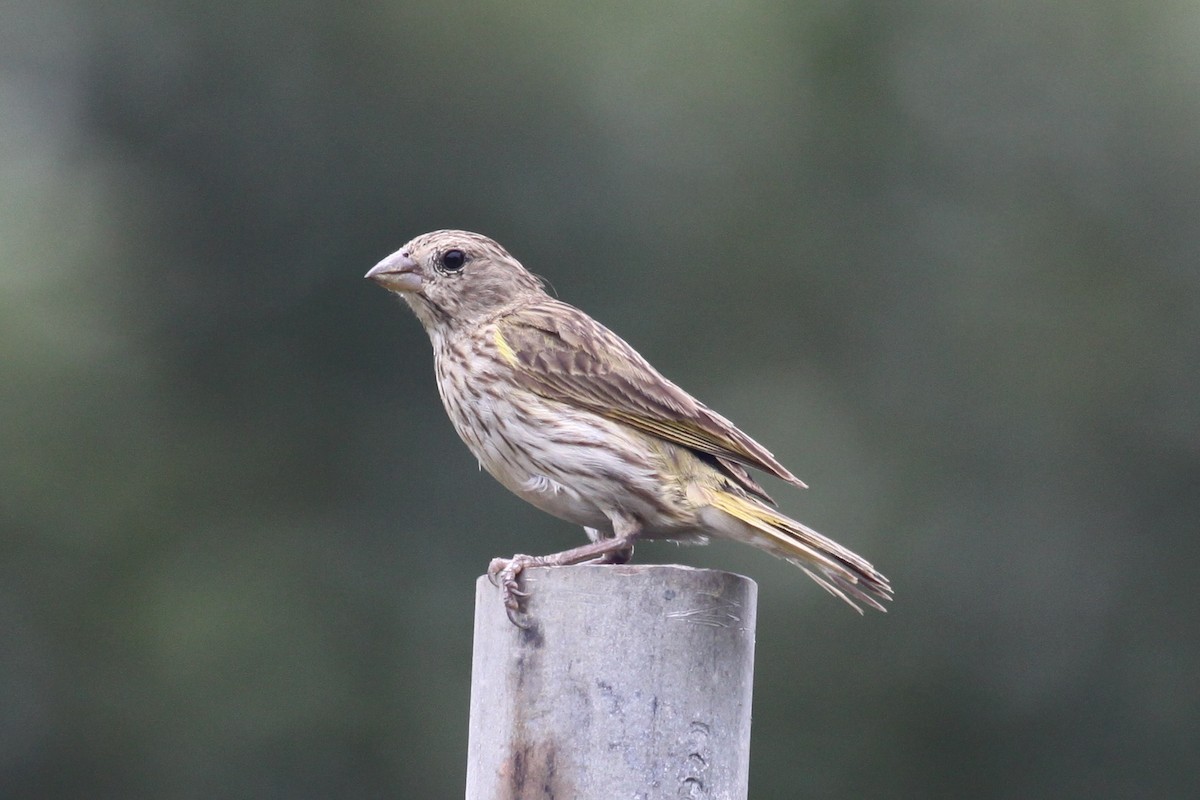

{"left": 4, "top": 1, "right": 1197, "bottom": 797}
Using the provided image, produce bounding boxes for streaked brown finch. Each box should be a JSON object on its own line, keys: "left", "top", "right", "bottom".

{"left": 367, "top": 230, "right": 891, "bottom": 625}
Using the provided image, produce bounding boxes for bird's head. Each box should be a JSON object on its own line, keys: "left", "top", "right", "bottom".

{"left": 366, "top": 230, "right": 545, "bottom": 332}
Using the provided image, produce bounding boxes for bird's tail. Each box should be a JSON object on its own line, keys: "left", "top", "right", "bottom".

{"left": 697, "top": 487, "right": 892, "bottom": 612}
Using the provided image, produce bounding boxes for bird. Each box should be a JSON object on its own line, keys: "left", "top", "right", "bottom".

{"left": 366, "top": 230, "right": 890, "bottom": 625}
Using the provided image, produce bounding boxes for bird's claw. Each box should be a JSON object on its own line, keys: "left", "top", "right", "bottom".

{"left": 488, "top": 555, "right": 538, "bottom": 628}
{"left": 505, "top": 604, "right": 530, "bottom": 629}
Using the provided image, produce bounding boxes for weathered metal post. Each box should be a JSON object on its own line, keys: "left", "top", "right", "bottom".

{"left": 466, "top": 564, "right": 757, "bottom": 800}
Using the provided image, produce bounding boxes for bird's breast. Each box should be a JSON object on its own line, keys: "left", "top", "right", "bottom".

{"left": 431, "top": 336, "right": 689, "bottom": 532}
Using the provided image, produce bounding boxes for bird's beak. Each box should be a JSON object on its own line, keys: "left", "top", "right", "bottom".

{"left": 365, "top": 250, "right": 423, "bottom": 294}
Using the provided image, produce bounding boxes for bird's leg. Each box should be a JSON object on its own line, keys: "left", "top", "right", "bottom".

{"left": 583, "top": 526, "right": 634, "bottom": 564}
{"left": 489, "top": 518, "right": 640, "bottom": 627}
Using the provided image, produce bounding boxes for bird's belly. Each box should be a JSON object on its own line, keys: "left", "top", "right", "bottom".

{"left": 507, "top": 472, "right": 614, "bottom": 530}
{"left": 442, "top": 386, "right": 680, "bottom": 532}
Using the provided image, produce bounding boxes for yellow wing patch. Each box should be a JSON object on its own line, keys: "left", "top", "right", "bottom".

{"left": 493, "top": 328, "right": 519, "bottom": 366}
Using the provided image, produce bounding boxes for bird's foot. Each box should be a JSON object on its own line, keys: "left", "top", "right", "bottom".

{"left": 487, "top": 534, "right": 638, "bottom": 627}
{"left": 487, "top": 554, "right": 539, "bottom": 628}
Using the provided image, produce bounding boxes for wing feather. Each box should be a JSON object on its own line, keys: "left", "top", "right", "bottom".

{"left": 496, "top": 300, "right": 807, "bottom": 500}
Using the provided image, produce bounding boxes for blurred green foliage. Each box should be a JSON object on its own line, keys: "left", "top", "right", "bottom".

{"left": 3, "top": 1, "right": 1198, "bottom": 797}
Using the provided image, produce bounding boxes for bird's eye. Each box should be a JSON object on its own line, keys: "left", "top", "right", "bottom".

{"left": 439, "top": 249, "right": 467, "bottom": 272}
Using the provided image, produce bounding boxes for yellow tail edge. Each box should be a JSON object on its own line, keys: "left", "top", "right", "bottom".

{"left": 705, "top": 489, "right": 892, "bottom": 613}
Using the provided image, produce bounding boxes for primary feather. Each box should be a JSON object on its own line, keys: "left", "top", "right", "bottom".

{"left": 493, "top": 304, "right": 805, "bottom": 502}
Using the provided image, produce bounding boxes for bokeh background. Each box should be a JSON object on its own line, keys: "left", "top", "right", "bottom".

{"left": 4, "top": 1, "right": 1198, "bottom": 797}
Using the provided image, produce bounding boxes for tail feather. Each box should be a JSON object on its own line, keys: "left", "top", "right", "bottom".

{"left": 702, "top": 489, "right": 892, "bottom": 613}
